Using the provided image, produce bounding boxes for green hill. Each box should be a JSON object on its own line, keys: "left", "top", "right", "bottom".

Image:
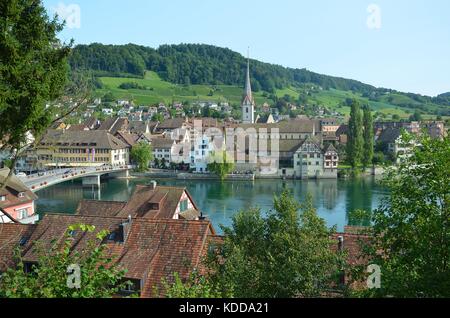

{"left": 69, "top": 43, "right": 450, "bottom": 117}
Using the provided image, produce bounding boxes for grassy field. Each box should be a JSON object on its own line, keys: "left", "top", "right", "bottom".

{"left": 96, "top": 71, "right": 272, "bottom": 106}
{"left": 95, "top": 71, "right": 445, "bottom": 120}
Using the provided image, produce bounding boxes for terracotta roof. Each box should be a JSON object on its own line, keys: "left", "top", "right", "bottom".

{"left": 8, "top": 213, "right": 214, "bottom": 297}
{"left": 231, "top": 119, "right": 319, "bottom": 134}
{"left": 75, "top": 200, "right": 127, "bottom": 217}
{"left": 98, "top": 117, "right": 129, "bottom": 134}
{"left": 39, "top": 129, "right": 128, "bottom": 150}
{"left": 115, "top": 131, "right": 139, "bottom": 147}
{"left": 67, "top": 124, "right": 89, "bottom": 131}
{"left": 0, "top": 223, "right": 36, "bottom": 271}
{"left": 118, "top": 185, "right": 199, "bottom": 220}
{"left": 331, "top": 230, "right": 371, "bottom": 266}
{"left": 128, "top": 121, "right": 149, "bottom": 134}
{"left": 336, "top": 124, "right": 349, "bottom": 136}
{"left": 151, "top": 137, "right": 175, "bottom": 149}
{"left": 156, "top": 118, "right": 189, "bottom": 131}
{"left": 0, "top": 168, "right": 38, "bottom": 210}
{"left": 84, "top": 117, "right": 100, "bottom": 129}
{"left": 378, "top": 127, "right": 402, "bottom": 144}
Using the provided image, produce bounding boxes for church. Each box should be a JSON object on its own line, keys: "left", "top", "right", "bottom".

{"left": 241, "top": 57, "right": 255, "bottom": 124}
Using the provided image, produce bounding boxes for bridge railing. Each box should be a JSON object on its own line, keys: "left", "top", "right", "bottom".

{"left": 25, "top": 164, "right": 132, "bottom": 191}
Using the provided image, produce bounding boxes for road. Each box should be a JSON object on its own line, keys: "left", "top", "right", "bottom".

{"left": 18, "top": 165, "right": 131, "bottom": 191}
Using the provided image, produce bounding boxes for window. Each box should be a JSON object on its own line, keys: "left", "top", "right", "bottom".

{"left": 18, "top": 208, "right": 28, "bottom": 219}
{"left": 0, "top": 195, "right": 5, "bottom": 201}
{"left": 18, "top": 192, "right": 25, "bottom": 198}
{"left": 180, "top": 199, "right": 188, "bottom": 212}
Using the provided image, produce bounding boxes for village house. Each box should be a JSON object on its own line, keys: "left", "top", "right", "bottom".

{"left": 320, "top": 118, "right": 341, "bottom": 133}
{"left": 0, "top": 214, "right": 216, "bottom": 297}
{"left": 275, "top": 138, "right": 338, "bottom": 179}
{"left": 151, "top": 137, "right": 177, "bottom": 167}
{"left": 76, "top": 182, "right": 202, "bottom": 221}
{"left": 154, "top": 118, "right": 191, "bottom": 134}
{"left": 0, "top": 168, "right": 39, "bottom": 224}
{"left": 36, "top": 129, "right": 130, "bottom": 168}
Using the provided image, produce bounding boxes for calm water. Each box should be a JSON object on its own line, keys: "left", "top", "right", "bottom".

{"left": 35, "top": 177, "right": 388, "bottom": 233}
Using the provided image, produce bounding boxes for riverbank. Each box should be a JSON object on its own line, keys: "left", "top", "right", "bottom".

{"left": 129, "top": 166, "right": 386, "bottom": 181}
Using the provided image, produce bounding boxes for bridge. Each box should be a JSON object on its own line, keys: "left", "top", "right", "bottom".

{"left": 19, "top": 165, "right": 132, "bottom": 192}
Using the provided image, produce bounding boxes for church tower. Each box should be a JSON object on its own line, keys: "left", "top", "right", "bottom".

{"left": 242, "top": 53, "right": 255, "bottom": 124}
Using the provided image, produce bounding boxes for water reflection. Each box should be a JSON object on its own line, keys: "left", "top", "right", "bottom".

{"left": 36, "top": 177, "right": 388, "bottom": 233}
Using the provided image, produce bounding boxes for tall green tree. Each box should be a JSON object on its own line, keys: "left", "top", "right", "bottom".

{"left": 362, "top": 134, "right": 450, "bottom": 297}
{"left": 205, "top": 190, "right": 341, "bottom": 298}
{"left": 0, "top": 0, "right": 71, "bottom": 187}
{"left": 0, "top": 224, "right": 128, "bottom": 298}
{"left": 347, "top": 99, "right": 364, "bottom": 169}
{"left": 130, "top": 141, "right": 153, "bottom": 172}
{"left": 362, "top": 105, "right": 374, "bottom": 169}
{"left": 207, "top": 151, "right": 235, "bottom": 181}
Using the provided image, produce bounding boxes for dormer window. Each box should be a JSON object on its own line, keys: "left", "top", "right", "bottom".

{"left": 0, "top": 195, "right": 6, "bottom": 201}
{"left": 18, "top": 192, "right": 25, "bottom": 198}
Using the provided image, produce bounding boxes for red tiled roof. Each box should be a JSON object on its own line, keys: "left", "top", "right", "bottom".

{"left": 0, "top": 223, "right": 36, "bottom": 271}
{"left": 118, "top": 185, "right": 199, "bottom": 220}
{"left": 0, "top": 168, "right": 38, "bottom": 210}
{"left": 8, "top": 213, "right": 215, "bottom": 298}
{"left": 75, "top": 200, "right": 127, "bottom": 217}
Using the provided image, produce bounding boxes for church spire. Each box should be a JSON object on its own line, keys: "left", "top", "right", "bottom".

{"left": 242, "top": 48, "right": 255, "bottom": 124}
{"left": 243, "top": 48, "right": 253, "bottom": 104}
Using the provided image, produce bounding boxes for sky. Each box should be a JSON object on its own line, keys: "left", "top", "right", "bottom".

{"left": 42, "top": 0, "right": 450, "bottom": 97}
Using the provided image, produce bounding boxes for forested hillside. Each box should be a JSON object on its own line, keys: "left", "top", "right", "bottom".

{"left": 69, "top": 43, "right": 450, "bottom": 116}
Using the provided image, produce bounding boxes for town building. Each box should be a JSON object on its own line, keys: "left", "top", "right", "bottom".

{"left": 36, "top": 129, "right": 130, "bottom": 168}
{"left": 151, "top": 137, "right": 176, "bottom": 167}
{"left": 0, "top": 168, "right": 38, "bottom": 224}
{"left": 320, "top": 118, "right": 341, "bottom": 133}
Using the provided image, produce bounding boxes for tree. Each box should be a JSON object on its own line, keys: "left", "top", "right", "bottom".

{"left": 347, "top": 99, "right": 364, "bottom": 170}
{"left": 409, "top": 110, "right": 422, "bottom": 122}
{"left": 207, "top": 151, "right": 235, "bottom": 181}
{"left": 0, "top": 0, "right": 73, "bottom": 189}
{"left": 205, "top": 190, "right": 341, "bottom": 298}
{"left": 362, "top": 105, "right": 374, "bottom": 169}
{"left": 130, "top": 142, "right": 153, "bottom": 172}
{"left": 0, "top": 224, "right": 128, "bottom": 298}
{"left": 362, "top": 134, "right": 450, "bottom": 297}
{"left": 151, "top": 113, "right": 164, "bottom": 122}
{"left": 162, "top": 272, "right": 222, "bottom": 298}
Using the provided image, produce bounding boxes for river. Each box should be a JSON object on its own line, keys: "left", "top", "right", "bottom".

{"left": 35, "top": 177, "right": 388, "bottom": 233}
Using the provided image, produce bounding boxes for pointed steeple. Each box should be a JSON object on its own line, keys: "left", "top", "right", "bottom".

{"left": 243, "top": 49, "right": 253, "bottom": 104}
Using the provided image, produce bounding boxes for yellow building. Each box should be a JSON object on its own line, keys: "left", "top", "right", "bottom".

{"left": 36, "top": 130, "right": 130, "bottom": 168}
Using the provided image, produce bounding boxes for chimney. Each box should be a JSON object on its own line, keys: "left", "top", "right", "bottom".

{"left": 118, "top": 215, "right": 132, "bottom": 243}
{"left": 149, "top": 180, "right": 157, "bottom": 190}
{"left": 338, "top": 235, "right": 345, "bottom": 286}
{"left": 338, "top": 235, "right": 344, "bottom": 251}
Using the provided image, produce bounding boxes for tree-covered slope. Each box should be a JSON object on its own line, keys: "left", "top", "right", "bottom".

{"left": 69, "top": 43, "right": 450, "bottom": 116}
